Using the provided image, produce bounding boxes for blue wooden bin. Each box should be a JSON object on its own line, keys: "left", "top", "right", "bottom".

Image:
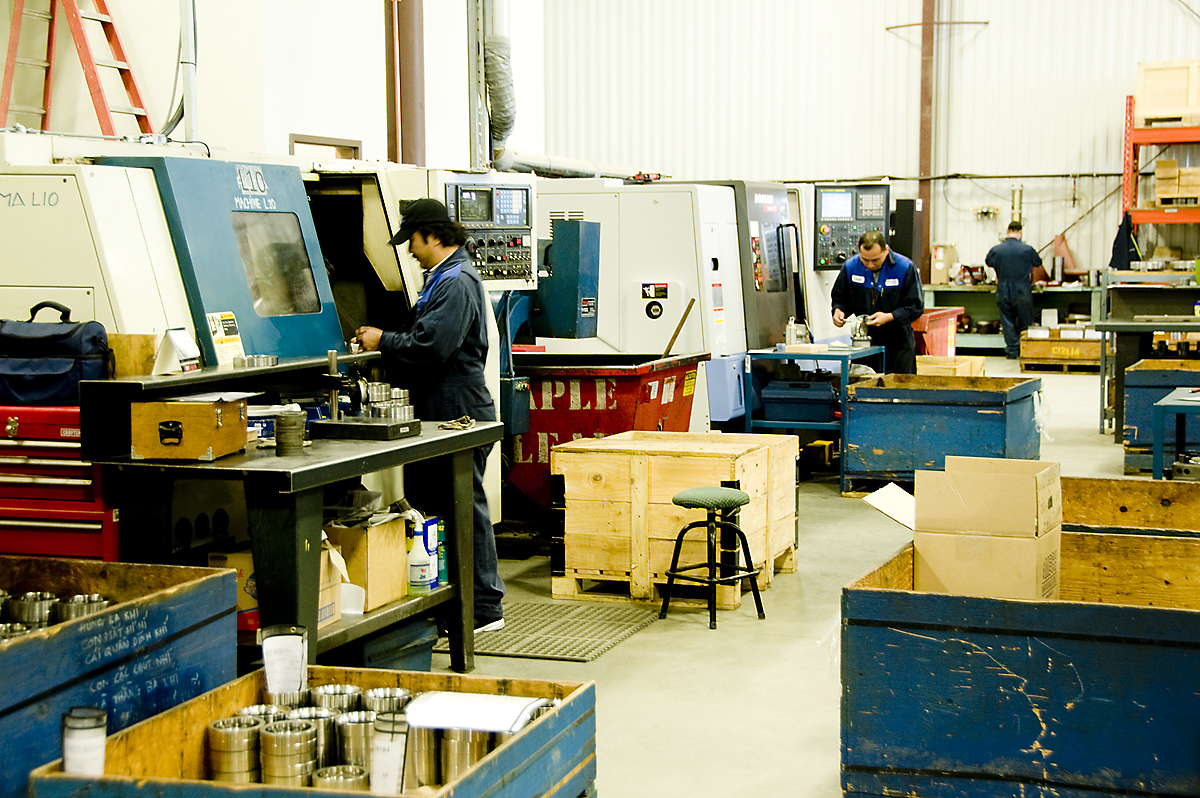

{"left": 844, "top": 374, "right": 1041, "bottom": 478}
{"left": 1123, "top": 359, "right": 1200, "bottom": 454}
{"left": 842, "top": 531, "right": 1200, "bottom": 797}
{"left": 30, "top": 666, "right": 598, "bottom": 798}
{"left": 1, "top": 556, "right": 236, "bottom": 798}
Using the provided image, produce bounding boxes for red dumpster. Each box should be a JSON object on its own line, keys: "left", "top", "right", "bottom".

{"left": 912, "top": 306, "right": 964, "bottom": 356}
{"left": 507, "top": 353, "right": 709, "bottom": 508}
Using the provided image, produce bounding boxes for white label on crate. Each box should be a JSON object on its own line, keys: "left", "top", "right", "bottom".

{"left": 1059, "top": 328, "right": 1085, "bottom": 340}
{"left": 648, "top": 381, "right": 659, "bottom": 400}
{"left": 663, "top": 376, "right": 676, "bottom": 404}
{"left": 1026, "top": 328, "right": 1051, "bottom": 339}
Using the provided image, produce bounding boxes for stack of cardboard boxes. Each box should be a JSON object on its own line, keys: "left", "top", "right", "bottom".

{"left": 913, "top": 456, "right": 1061, "bottom": 600}
{"left": 1155, "top": 158, "right": 1200, "bottom": 207}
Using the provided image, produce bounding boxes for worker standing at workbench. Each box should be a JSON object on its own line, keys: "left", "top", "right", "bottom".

{"left": 831, "top": 230, "right": 925, "bottom": 374}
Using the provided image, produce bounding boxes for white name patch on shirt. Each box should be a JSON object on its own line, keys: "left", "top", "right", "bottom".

{"left": 884, "top": 278, "right": 900, "bottom": 287}
{"left": 851, "top": 274, "right": 866, "bottom": 284}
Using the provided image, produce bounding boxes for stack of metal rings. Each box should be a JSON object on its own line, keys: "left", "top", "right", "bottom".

{"left": 0, "top": 622, "right": 29, "bottom": 643}
{"left": 441, "top": 728, "right": 490, "bottom": 783}
{"left": 5, "top": 591, "right": 59, "bottom": 628}
{"left": 274, "top": 410, "right": 307, "bottom": 457}
{"left": 53, "top": 593, "right": 108, "bottom": 622}
{"left": 264, "top": 689, "right": 309, "bottom": 710}
{"left": 260, "top": 719, "right": 318, "bottom": 786}
{"left": 238, "top": 704, "right": 287, "bottom": 725}
{"left": 362, "top": 687, "right": 413, "bottom": 714}
{"left": 312, "top": 764, "right": 369, "bottom": 791}
{"left": 232, "top": 354, "right": 280, "bottom": 368}
{"left": 366, "top": 382, "right": 392, "bottom": 404}
{"left": 311, "top": 683, "right": 362, "bottom": 713}
{"left": 286, "top": 706, "right": 338, "bottom": 767}
{"left": 335, "top": 711, "right": 376, "bottom": 770}
{"left": 207, "top": 715, "right": 264, "bottom": 782}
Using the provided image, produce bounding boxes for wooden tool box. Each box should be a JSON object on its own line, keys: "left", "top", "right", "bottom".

{"left": 130, "top": 398, "right": 248, "bottom": 461}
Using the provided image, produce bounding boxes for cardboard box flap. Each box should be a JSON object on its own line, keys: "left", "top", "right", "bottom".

{"left": 915, "top": 457, "right": 1061, "bottom": 537}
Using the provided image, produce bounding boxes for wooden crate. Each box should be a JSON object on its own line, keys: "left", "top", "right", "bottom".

{"left": 0, "top": 556, "right": 236, "bottom": 798}
{"left": 30, "top": 666, "right": 596, "bottom": 798}
{"left": 916, "top": 355, "right": 985, "bottom": 376}
{"left": 1062, "top": 475, "right": 1200, "bottom": 536}
{"left": 1019, "top": 328, "right": 1103, "bottom": 361}
{"left": 550, "top": 431, "right": 798, "bottom": 609}
{"left": 1136, "top": 59, "right": 1200, "bottom": 128}
{"left": 843, "top": 532, "right": 1200, "bottom": 797}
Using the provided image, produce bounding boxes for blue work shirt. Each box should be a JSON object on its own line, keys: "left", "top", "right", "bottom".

{"left": 379, "top": 246, "right": 496, "bottom": 422}
{"left": 985, "top": 236, "right": 1042, "bottom": 301}
{"left": 831, "top": 249, "right": 925, "bottom": 355}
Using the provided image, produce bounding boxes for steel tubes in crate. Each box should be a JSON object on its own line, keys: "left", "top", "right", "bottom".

{"left": 207, "top": 715, "right": 264, "bottom": 782}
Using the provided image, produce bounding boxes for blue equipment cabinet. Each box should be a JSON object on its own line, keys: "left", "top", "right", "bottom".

{"left": 98, "top": 156, "right": 345, "bottom": 365}
{"left": 533, "top": 219, "right": 600, "bottom": 339}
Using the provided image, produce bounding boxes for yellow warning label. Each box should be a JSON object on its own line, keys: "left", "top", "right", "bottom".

{"left": 683, "top": 369, "right": 696, "bottom": 396}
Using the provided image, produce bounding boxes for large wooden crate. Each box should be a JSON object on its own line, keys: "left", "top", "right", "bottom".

{"left": 550, "top": 431, "right": 798, "bottom": 609}
{"left": 1019, "top": 327, "right": 1104, "bottom": 361}
{"left": 1, "top": 556, "right": 236, "bottom": 798}
{"left": 30, "top": 666, "right": 597, "bottom": 798}
{"left": 843, "top": 531, "right": 1200, "bottom": 797}
{"left": 1136, "top": 59, "right": 1200, "bottom": 128}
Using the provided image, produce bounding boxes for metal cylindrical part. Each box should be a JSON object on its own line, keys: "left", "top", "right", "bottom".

{"left": 206, "top": 748, "right": 258, "bottom": 772}
{"left": 53, "top": 594, "right": 108, "bottom": 622}
{"left": 261, "top": 720, "right": 317, "bottom": 751}
{"left": 262, "top": 773, "right": 310, "bottom": 787}
{"left": 6, "top": 591, "right": 58, "bottom": 627}
{"left": 1011, "top": 186, "right": 1024, "bottom": 226}
{"left": 440, "top": 729, "right": 488, "bottom": 783}
{"left": 405, "top": 727, "right": 438, "bottom": 789}
{"left": 210, "top": 769, "right": 260, "bottom": 783}
{"left": 336, "top": 711, "right": 376, "bottom": 769}
{"left": 286, "top": 706, "right": 337, "bottom": 767}
{"left": 312, "top": 683, "right": 362, "bottom": 712}
{"left": 313, "top": 764, "right": 369, "bottom": 791}
{"left": 207, "top": 715, "right": 264, "bottom": 751}
{"left": 238, "top": 704, "right": 287, "bottom": 726}
{"left": 260, "top": 756, "right": 317, "bottom": 777}
{"left": 274, "top": 410, "right": 307, "bottom": 457}
{"left": 362, "top": 687, "right": 413, "bottom": 714}
{"left": 0, "top": 622, "right": 29, "bottom": 642}
{"left": 263, "top": 690, "right": 309, "bottom": 710}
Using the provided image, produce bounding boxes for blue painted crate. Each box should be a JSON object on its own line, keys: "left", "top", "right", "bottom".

{"left": 0, "top": 556, "right": 236, "bottom": 798}
{"left": 30, "top": 666, "right": 597, "bottom": 798}
{"left": 843, "top": 532, "right": 1200, "bottom": 797}
{"left": 1123, "top": 359, "right": 1200, "bottom": 448}
{"left": 844, "top": 374, "right": 1041, "bottom": 477}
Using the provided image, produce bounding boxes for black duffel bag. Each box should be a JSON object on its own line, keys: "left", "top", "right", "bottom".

{"left": 0, "top": 301, "right": 112, "bottom": 405}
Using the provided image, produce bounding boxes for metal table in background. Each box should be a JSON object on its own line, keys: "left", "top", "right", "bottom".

{"left": 1152, "top": 387, "right": 1200, "bottom": 480}
{"left": 79, "top": 356, "right": 502, "bottom": 672}
{"left": 1096, "top": 318, "right": 1200, "bottom": 441}
{"left": 743, "top": 346, "right": 886, "bottom": 493}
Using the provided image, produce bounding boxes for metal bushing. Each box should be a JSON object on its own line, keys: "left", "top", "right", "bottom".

{"left": 0, "top": 622, "right": 29, "bottom": 643}
{"left": 260, "top": 756, "right": 317, "bottom": 778}
{"left": 238, "top": 704, "right": 287, "bottom": 725}
{"left": 210, "top": 769, "right": 260, "bottom": 783}
{"left": 54, "top": 594, "right": 108, "bottom": 623}
{"left": 312, "top": 764, "right": 368, "bottom": 791}
{"left": 286, "top": 707, "right": 337, "bottom": 767}
{"left": 311, "top": 683, "right": 362, "bottom": 712}
{"left": 335, "top": 711, "right": 376, "bottom": 768}
{"left": 260, "top": 720, "right": 317, "bottom": 755}
{"left": 206, "top": 748, "right": 258, "bottom": 773}
{"left": 6, "top": 591, "right": 58, "bottom": 627}
{"left": 263, "top": 690, "right": 309, "bottom": 710}
{"left": 362, "top": 687, "right": 413, "bottom": 714}
{"left": 261, "top": 773, "right": 310, "bottom": 787}
{"left": 207, "top": 716, "right": 264, "bottom": 752}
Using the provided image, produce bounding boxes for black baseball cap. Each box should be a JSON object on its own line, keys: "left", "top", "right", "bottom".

{"left": 388, "top": 198, "right": 452, "bottom": 245}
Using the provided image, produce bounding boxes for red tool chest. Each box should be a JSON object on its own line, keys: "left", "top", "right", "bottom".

{"left": 0, "top": 406, "right": 119, "bottom": 560}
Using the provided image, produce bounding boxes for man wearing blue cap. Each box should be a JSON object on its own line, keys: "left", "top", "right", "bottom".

{"left": 354, "top": 198, "right": 506, "bottom": 633}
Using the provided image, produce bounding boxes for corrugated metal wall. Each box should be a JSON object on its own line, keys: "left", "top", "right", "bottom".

{"left": 544, "top": 0, "right": 1200, "bottom": 272}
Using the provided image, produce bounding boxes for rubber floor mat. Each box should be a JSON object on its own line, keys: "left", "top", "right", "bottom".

{"left": 434, "top": 602, "right": 658, "bottom": 662}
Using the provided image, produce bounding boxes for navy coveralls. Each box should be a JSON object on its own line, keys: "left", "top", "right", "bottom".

{"left": 831, "top": 250, "right": 925, "bottom": 374}
{"left": 985, "top": 237, "right": 1042, "bottom": 359}
{"left": 379, "top": 246, "right": 506, "bottom": 625}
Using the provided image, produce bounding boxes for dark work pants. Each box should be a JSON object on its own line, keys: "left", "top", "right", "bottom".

{"left": 998, "top": 290, "right": 1035, "bottom": 359}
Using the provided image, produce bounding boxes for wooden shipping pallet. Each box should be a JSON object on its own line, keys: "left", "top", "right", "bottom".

{"left": 1137, "top": 113, "right": 1200, "bottom": 128}
{"left": 552, "top": 544, "right": 796, "bottom": 610}
{"left": 1158, "top": 194, "right": 1200, "bottom": 208}
{"left": 1020, "top": 357, "right": 1101, "bottom": 373}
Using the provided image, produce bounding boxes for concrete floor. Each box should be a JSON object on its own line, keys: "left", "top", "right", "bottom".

{"left": 432, "top": 356, "right": 1127, "bottom": 796}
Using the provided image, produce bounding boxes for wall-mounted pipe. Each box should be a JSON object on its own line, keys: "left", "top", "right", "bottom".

{"left": 484, "top": 0, "right": 516, "bottom": 168}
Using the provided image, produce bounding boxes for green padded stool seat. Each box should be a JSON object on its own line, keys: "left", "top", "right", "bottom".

{"left": 659, "top": 486, "right": 765, "bottom": 629}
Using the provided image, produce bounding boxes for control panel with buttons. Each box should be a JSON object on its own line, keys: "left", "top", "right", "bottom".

{"left": 813, "top": 184, "right": 890, "bottom": 271}
{"left": 443, "top": 183, "right": 536, "bottom": 286}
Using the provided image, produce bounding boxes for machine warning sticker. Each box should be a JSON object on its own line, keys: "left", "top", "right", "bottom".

{"left": 711, "top": 282, "right": 723, "bottom": 310}
{"left": 642, "top": 283, "right": 668, "bottom": 299}
{"left": 581, "top": 297, "right": 597, "bottom": 318}
{"left": 662, "top": 376, "right": 676, "bottom": 404}
{"left": 206, "top": 311, "right": 247, "bottom": 365}
{"left": 683, "top": 370, "right": 696, "bottom": 396}
{"left": 647, "top": 380, "right": 659, "bottom": 400}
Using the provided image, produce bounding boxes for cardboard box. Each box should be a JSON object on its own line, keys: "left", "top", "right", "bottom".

{"left": 1156, "top": 158, "right": 1179, "bottom": 179}
{"left": 131, "top": 398, "right": 247, "bottom": 461}
{"left": 914, "top": 526, "right": 1061, "bottom": 600}
{"left": 915, "top": 456, "right": 1061, "bottom": 538}
{"left": 209, "top": 543, "right": 343, "bottom": 630}
{"left": 931, "top": 242, "right": 957, "bottom": 285}
{"left": 916, "top": 355, "right": 985, "bottom": 377}
{"left": 324, "top": 518, "right": 408, "bottom": 611}
{"left": 1153, "top": 245, "right": 1184, "bottom": 260}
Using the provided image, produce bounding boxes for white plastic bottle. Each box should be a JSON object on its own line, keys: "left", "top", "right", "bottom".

{"left": 408, "top": 539, "right": 434, "bottom": 595}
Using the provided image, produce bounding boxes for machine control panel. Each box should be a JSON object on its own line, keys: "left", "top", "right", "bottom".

{"left": 444, "top": 183, "right": 535, "bottom": 283}
{"left": 813, "top": 184, "right": 890, "bottom": 271}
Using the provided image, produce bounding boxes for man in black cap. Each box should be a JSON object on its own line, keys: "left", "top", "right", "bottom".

{"left": 986, "top": 221, "right": 1042, "bottom": 359}
{"left": 353, "top": 198, "right": 506, "bottom": 633}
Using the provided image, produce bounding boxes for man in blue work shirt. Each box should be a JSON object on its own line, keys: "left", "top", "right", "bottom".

{"left": 831, "top": 230, "right": 925, "bottom": 374}
{"left": 985, "top": 221, "right": 1042, "bottom": 359}
{"left": 353, "top": 198, "right": 506, "bottom": 633}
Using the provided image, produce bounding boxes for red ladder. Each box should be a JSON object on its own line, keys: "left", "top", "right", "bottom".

{"left": 0, "top": 0, "right": 153, "bottom": 136}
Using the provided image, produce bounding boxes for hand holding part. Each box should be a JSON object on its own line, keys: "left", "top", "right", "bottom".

{"left": 866, "top": 311, "right": 894, "bottom": 327}
{"left": 832, "top": 308, "right": 846, "bottom": 327}
{"left": 353, "top": 326, "right": 383, "bottom": 351}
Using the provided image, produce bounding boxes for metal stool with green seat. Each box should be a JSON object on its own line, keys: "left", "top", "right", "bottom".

{"left": 659, "top": 486, "right": 766, "bottom": 629}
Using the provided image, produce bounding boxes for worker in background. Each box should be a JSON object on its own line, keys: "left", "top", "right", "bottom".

{"left": 353, "top": 198, "right": 506, "bottom": 634}
{"left": 831, "top": 230, "right": 925, "bottom": 374}
{"left": 986, "top": 221, "right": 1042, "bottom": 360}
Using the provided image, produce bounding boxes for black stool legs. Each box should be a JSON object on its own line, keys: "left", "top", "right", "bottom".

{"left": 659, "top": 508, "right": 766, "bottom": 629}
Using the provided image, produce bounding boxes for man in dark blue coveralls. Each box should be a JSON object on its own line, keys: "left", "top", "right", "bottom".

{"left": 354, "top": 198, "right": 506, "bottom": 633}
{"left": 985, "top": 221, "right": 1042, "bottom": 359}
{"left": 831, "top": 230, "right": 925, "bottom": 374}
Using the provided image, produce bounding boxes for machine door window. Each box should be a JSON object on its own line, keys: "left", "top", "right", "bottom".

{"left": 231, "top": 211, "right": 321, "bottom": 317}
